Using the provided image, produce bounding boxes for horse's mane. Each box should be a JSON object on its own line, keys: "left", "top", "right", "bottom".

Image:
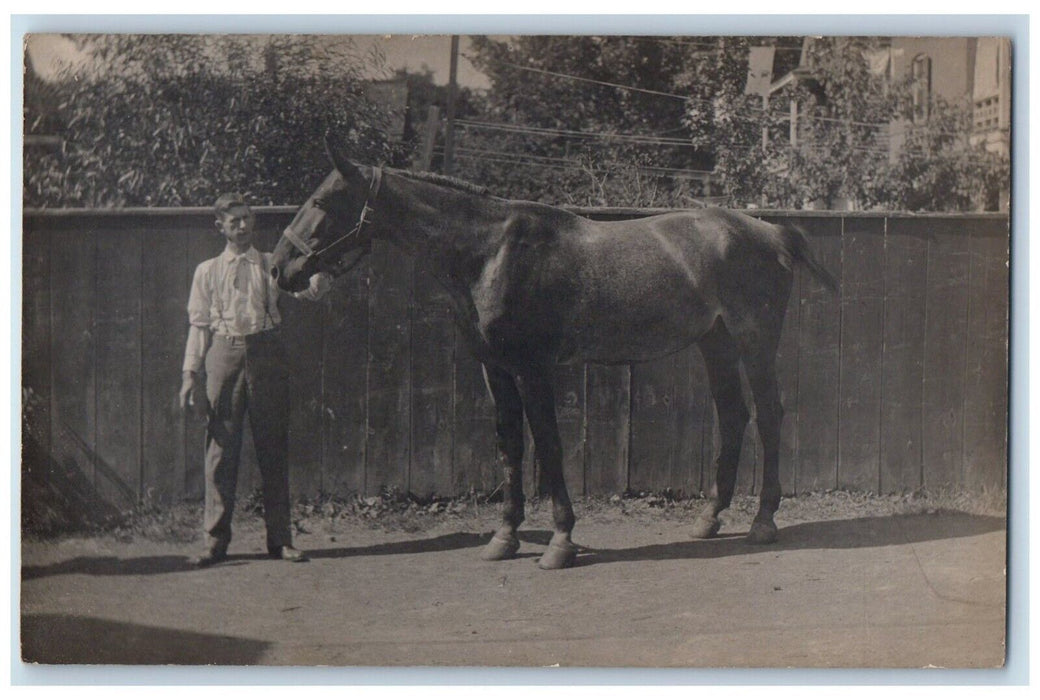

{"left": 396, "top": 169, "right": 490, "bottom": 196}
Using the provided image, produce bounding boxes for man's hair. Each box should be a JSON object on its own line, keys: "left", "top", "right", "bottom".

{"left": 213, "top": 192, "right": 249, "bottom": 217}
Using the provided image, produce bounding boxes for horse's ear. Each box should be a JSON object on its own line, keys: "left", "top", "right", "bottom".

{"left": 323, "top": 130, "right": 362, "bottom": 180}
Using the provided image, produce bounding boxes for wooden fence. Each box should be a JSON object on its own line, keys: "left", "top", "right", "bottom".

{"left": 21, "top": 208, "right": 1009, "bottom": 509}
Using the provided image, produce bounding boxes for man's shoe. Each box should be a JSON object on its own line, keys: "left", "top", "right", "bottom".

{"left": 188, "top": 549, "right": 227, "bottom": 567}
{"left": 269, "top": 545, "right": 308, "bottom": 563}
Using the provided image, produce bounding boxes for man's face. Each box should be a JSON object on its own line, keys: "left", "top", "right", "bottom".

{"left": 216, "top": 204, "right": 256, "bottom": 248}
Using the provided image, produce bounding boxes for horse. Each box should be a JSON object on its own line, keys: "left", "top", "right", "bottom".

{"left": 271, "top": 134, "right": 838, "bottom": 570}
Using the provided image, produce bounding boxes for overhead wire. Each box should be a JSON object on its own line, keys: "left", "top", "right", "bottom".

{"left": 440, "top": 145, "right": 714, "bottom": 180}
{"left": 454, "top": 118, "right": 701, "bottom": 147}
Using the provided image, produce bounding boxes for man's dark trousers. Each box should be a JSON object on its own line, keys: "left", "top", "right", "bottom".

{"left": 203, "top": 331, "right": 292, "bottom": 555}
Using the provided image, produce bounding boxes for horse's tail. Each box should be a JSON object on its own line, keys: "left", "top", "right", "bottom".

{"left": 776, "top": 223, "right": 839, "bottom": 293}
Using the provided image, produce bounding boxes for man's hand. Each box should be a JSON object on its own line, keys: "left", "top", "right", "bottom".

{"left": 307, "top": 272, "right": 332, "bottom": 299}
{"left": 179, "top": 371, "right": 209, "bottom": 419}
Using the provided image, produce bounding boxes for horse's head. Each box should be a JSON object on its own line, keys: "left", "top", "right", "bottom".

{"left": 271, "top": 132, "right": 382, "bottom": 292}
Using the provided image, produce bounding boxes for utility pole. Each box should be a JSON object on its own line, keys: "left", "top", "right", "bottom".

{"left": 762, "top": 93, "right": 769, "bottom": 151}
{"left": 443, "top": 35, "right": 460, "bottom": 176}
{"left": 416, "top": 106, "right": 440, "bottom": 171}
{"left": 789, "top": 100, "right": 798, "bottom": 148}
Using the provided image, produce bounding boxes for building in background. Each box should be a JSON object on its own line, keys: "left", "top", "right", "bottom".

{"left": 968, "top": 37, "right": 1012, "bottom": 157}
{"left": 768, "top": 36, "right": 1011, "bottom": 211}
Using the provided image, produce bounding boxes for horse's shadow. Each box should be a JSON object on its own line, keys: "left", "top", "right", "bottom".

{"left": 22, "top": 512, "right": 1003, "bottom": 579}
{"left": 564, "top": 512, "right": 1006, "bottom": 568}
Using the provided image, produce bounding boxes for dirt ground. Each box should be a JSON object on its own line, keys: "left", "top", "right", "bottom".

{"left": 19, "top": 492, "right": 1007, "bottom": 670}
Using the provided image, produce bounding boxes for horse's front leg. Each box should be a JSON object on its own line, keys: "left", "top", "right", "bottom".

{"left": 480, "top": 365, "right": 525, "bottom": 561}
{"left": 517, "top": 367, "right": 578, "bottom": 570}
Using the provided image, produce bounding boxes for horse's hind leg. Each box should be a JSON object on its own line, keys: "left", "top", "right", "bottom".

{"left": 517, "top": 366, "right": 578, "bottom": 570}
{"left": 480, "top": 365, "right": 525, "bottom": 561}
{"left": 691, "top": 320, "right": 749, "bottom": 539}
{"left": 743, "top": 348, "right": 783, "bottom": 545}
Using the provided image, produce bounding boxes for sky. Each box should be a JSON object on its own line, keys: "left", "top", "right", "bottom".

{"left": 25, "top": 33, "right": 490, "bottom": 88}
{"left": 353, "top": 35, "right": 489, "bottom": 88}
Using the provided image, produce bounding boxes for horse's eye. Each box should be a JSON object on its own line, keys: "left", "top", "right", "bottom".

{"left": 313, "top": 197, "right": 328, "bottom": 211}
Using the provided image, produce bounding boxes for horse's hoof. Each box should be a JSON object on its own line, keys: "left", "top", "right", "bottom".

{"left": 538, "top": 538, "right": 578, "bottom": 570}
{"left": 690, "top": 515, "right": 721, "bottom": 539}
{"left": 481, "top": 533, "right": 520, "bottom": 561}
{"left": 746, "top": 519, "right": 778, "bottom": 545}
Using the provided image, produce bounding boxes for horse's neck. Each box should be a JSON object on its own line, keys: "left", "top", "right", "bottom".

{"left": 378, "top": 174, "right": 503, "bottom": 285}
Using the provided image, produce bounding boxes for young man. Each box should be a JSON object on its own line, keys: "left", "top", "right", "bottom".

{"left": 179, "top": 193, "right": 332, "bottom": 567}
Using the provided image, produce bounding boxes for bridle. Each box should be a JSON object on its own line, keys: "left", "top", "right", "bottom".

{"left": 282, "top": 166, "right": 383, "bottom": 277}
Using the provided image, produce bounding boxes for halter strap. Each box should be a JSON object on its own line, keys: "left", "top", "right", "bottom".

{"left": 282, "top": 225, "right": 315, "bottom": 257}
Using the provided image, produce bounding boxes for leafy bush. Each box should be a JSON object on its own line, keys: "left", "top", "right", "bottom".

{"left": 25, "top": 35, "right": 396, "bottom": 208}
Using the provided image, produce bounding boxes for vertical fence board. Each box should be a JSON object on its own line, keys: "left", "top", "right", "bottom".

{"left": 923, "top": 220, "right": 971, "bottom": 489}
{"left": 699, "top": 365, "right": 719, "bottom": 496}
{"left": 452, "top": 352, "right": 497, "bottom": 495}
{"left": 321, "top": 268, "right": 370, "bottom": 496}
{"left": 585, "top": 364, "right": 631, "bottom": 496}
{"left": 673, "top": 348, "right": 708, "bottom": 496}
{"left": 364, "top": 240, "right": 413, "bottom": 495}
{"left": 838, "top": 217, "right": 885, "bottom": 492}
{"left": 94, "top": 225, "right": 143, "bottom": 507}
{"left": 629, "top": 355, "right": 686, "bottom": 492}
{"left": 963, "top": 219, "right": 1010, "bottom": 492}
{"left": 775, "top": 216, "right": 812, "bottom": 494}
{"left": 774, "top": 230, "right": 802, "bottom": 498}
{"left": 793, "top": 217, "right": 842, "bottom": 492}
{"left": 49, "top": 224, "right": 98, "bottom": 498}
{"left": 22, "top": 218, "right": 52, "bottom": 478}
{"left": 280, "top": 294, "right": 325, "bottom": 497}
{"left": 880, "top": 219, "right": 928, "bottom": 493}
{"left": 409, "top": 263, "right": 456, "bottom": 498}
{"left": 687, "top": 351, "right": 713, "bottom": 496}
{"left": 554, "top": 363, "right": 587, "bottom": 496}
{"left": 141, "top": 222, "right": 188, "bottom": 504}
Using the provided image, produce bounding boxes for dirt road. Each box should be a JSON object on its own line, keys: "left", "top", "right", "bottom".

{"left": 20, "top": 498, "right": 1006, "bottom": 669}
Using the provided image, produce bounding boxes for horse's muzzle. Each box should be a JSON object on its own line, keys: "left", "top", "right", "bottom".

{"left": 274, "top": 254, "right": 315, "bottom": 293}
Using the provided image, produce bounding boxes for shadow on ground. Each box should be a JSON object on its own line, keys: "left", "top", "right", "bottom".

{"left": 22, "top": 512, "right": 1003, "bottom": 579}
{"left": 21, "top": 532, "right": 489, "bottom": 580}
{"left": 21, "top": 613, "right": 270, "bottom": 664}
{"left": 569, "top": 512, "right": 1006, "bottom": 568}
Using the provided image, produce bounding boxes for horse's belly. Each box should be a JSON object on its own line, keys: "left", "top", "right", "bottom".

{"left": 566, "top": 306, "right": 716, "bottom": 365}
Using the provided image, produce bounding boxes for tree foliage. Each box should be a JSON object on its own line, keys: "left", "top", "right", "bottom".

{"left": 24, "top": 35, "right": 393, "bottom": 208}
{"left": 24, "top": 34, "right": 1010, "bottom": 212}
{"left": 463, "top": 35, "right": 1008, "bottom": 212}
{"left": 884, "top": 87, "right": 1010, "bottom": 212}
{"left": 687, "top": 36, "right": 1009, "bottom": 211}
